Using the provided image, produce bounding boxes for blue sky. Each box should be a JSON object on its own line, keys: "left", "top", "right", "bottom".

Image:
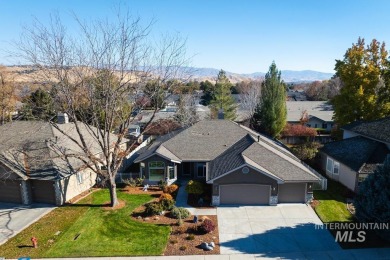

{"left": 1, "top": 0, "right": 390, "bottom": 73}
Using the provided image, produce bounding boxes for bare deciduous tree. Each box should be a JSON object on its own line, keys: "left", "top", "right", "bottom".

{"left": 239, "top": 80, "right": 262, "bottom": 119}
{"left": 15, "top": 11, "right": 190, "bottom": 206}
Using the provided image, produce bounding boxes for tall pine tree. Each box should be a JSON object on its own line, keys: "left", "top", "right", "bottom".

{"left": 210, "top": 70, "right": 236, "bottom": 120}
{"left": 251, "top": 62, "right": 286, "bottom": 137}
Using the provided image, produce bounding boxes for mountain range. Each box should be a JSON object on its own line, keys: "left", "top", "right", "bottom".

{"left": 185, "top": 67, "right": 334, "bottom": 83}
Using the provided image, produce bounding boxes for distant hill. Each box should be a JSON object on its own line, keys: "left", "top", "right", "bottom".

{"left": 4, "top": 65, "right": 334, "bottom": 84}
{"left": 184, "top": 67, "right": 333, "bottom": 83}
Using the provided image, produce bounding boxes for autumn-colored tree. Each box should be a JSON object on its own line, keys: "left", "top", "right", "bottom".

{"left": 251, "top": 62, "right": 287, "bottom": 137}
{"left": 333, "top": 38, "right": 390, "bottom": 126}
{"left": 209, "top": 70, "right": 236, "bottom": 120}
{"left": 281, "top": 123, "right": 317, "bottom": 137}
{"left": 0, "top": 67, "right": 17, "bottom": 125}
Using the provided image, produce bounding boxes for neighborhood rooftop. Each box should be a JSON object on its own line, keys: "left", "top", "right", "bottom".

{"left": 321, "top": 136, "right": 389, "bottom": 173}
{"left": 342, "top": 117, "right": 390, "bottom": 144}
{"left": 286, "top": 101, "right": 334, "bottom": 122}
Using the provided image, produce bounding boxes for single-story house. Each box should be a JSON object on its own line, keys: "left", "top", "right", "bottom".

{"left": 319, "top": 117, "right": 390, "bottom": 192}
{"left": 0, "top": 115, "right": 126, "bottom": 205}
{"left": 286, "top": 101, "right": 334, "bottom": 131}
{"left": 134, "top": 120, "right": 320, "bottom": 205}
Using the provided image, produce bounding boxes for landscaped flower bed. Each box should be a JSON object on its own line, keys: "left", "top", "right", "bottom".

{"left": 127, "top": 186, "right": 220, "bottom": 255}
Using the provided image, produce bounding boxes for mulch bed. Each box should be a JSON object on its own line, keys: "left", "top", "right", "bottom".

{"left": 125, "top": 185, "right": 220, "bottom": 255}
{"left": 102, "top": 200, "right": 126, "bottom": 210}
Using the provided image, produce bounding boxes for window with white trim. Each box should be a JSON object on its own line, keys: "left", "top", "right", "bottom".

{"left": 76, "top": 172, "right": 84, "bottom": 184}
{"left": 149, "top": 161, "right": 165, "bottom": 181}
{"left": 326, "top": 157, "right": 339, "bottom": 175}
{"left": 168, "top": 166, "right": 175, "bottom": 180}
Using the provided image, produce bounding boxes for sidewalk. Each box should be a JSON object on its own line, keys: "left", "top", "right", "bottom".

{"left": 175, "top": 182, "right": 217, "bottom": 216}
{"left": 34, "top": 247, "right": 390, "bottom": 260}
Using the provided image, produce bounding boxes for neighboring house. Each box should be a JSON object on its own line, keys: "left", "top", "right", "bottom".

{"left": 0, "top": 115, "right": 126, "bottom": 205}
{"left": 134, "top": 120, "right": 320, "bottom": 205}
{"left": 287, "top": 90, "right": 307, "bottom": 101}
{"left": 319, "top": 117, "right": 390, "bottom": 192}
{"left": 286, "top": 101, "right": 334, "bottom": 131}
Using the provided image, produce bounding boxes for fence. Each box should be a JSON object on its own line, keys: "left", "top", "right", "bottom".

{"left": 118, "top": 135, "right": 154, "bottom": 172}
{"left": 115, "top": 172, "right": 141, "bottom": 183}
{"left": 302, "top": 161, "right": 328, "bottom": 190}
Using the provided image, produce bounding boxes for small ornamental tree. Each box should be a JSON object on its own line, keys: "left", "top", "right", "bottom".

{"left": 282, "top": 124, "right": 317, "bottom": 137}
{"left": 185, "top": 180, "right": 204, "bottom": 196}
{"left": 354, "top": 155, "right": 390, "bottom": 241}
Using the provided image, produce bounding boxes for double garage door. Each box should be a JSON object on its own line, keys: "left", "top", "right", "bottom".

{"left": 220, "top": 184, "right": 270, "bottom": 205}
{"left": 0, "top": 180, "right": 23, "bottom": 203}
{"left": 219, "top": 183, "right": 307, "bottom": 205}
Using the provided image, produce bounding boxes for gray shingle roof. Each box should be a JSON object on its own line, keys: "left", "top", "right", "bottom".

{"left": 163, "top": 120, "right": 250, "bottom": 161}
{"left": 286, "top": 101, "right": 334, "bottom": 122}
{"left": 135, "top": 119, "right": 320, "bottom": 182}
{"left": 208, "top": 134, "right": 254, "bottom": 180}
{"left": 242, "top": 140, "right": 319, "bottom": 182}
{"left": 0, "top": 121, "right": 124, "bottom": 180}
{"left": 321, "top": 136, "right": 389, "bottom": 172}
{"left": 342, "top": 117, "right": 390, "bottom": 144}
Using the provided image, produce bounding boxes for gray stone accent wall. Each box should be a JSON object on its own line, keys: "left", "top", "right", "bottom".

{"left": 269, "top": 195, "right": 278, "bottom": 205}
{"left": 305, "top": 193, "right": 314, "bottom": 203}
{"left": 212, "top": 195, "right": 220, "bottom": 206}
{"left": 20, "top": 181, "right": 31, "bottom": 205}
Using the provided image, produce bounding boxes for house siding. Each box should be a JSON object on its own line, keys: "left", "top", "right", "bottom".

{"left": 58, "top": 168, "right": 97, "bottom": 204}
{"left": 320, "top": 152, "right": 357, "bottom": 192}
{"left": 140, "top": 154, "right": 177, "bottom": 183}
{"left": 212, "top": 166, "right": 278, "bottom": 196}
{"left": 0, "top": 163, "right": 20, "bottom": 180}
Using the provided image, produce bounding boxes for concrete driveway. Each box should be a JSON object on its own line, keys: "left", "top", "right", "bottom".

{"left": 217, "top": 204, "right": 341, "bottom": 257}
{"left": 0, "top": 203, "right": 55, "bottom": 245}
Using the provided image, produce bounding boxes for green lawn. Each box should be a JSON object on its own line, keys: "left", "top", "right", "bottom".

{"left": 313, "top": 179, "right": 354, "bottom": 222}
{"left": 0, "top": 190, "right": 170, "bottom": 258}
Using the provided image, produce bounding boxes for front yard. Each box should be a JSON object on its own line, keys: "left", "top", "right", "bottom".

{"left": 312, "top": 179, "right": 390, "bottom": 249}
{"left": 0, "top": 190, "right": 170, "bottom": 258}
{"left": 312, "top": 179, "right": 354, "bottom": 222}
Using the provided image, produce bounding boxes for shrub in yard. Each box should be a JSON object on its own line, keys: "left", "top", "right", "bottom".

{"left": 179, "top": 245, "right": 187, "bottom": 251}
{"left": 200, "top": 219, "right": 215, "bottom": 233}
{"left": 186, "top": 234, "right": 195, "bottom": 240}
{"left": 170, "top": 207, "right": 190, "bottom": 219}
{"left": 135, "top": 177, "right": 145, "bottom": 187}
{"left": 160, "top": 197, "right": 175, "bottom": 211}
{"left": 159, "top": 193, "right": 173, "bottom": 201}
{"left": 144, "top": 202, "right": 163, "bottom": 216}
{"left": 176, "top": 224, "right": 187, "bottom": 234}
{"left": 158, "top": 180, "right": 168, "bottom": 191}
{"left": 170, "top": 239, "right": 178, "bottom": 244}
{"left": 185, "top": 180, "right": 204, "bottom": 195}
{"left": 123, "top": 178, "right": 137, "bottom": 187}
{"left": 163, "top": 184, "right": 179, "bottom": 194}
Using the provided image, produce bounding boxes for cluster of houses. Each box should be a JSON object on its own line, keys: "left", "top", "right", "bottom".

{"left": 1, "top": 99, "right": 388, "bottom": 206}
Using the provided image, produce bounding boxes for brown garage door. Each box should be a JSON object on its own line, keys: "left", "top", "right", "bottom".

{"left": 0, "top": 180, "right": 22, "bottom": 203}
{"left": 31, "top": 180, "right": 56, "bottom": 204}
{"left": 278, "top": 183, "right": 306, "bottom": 203}
{"left": 220, "top": 184, "right": 270, "bottom": 205}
